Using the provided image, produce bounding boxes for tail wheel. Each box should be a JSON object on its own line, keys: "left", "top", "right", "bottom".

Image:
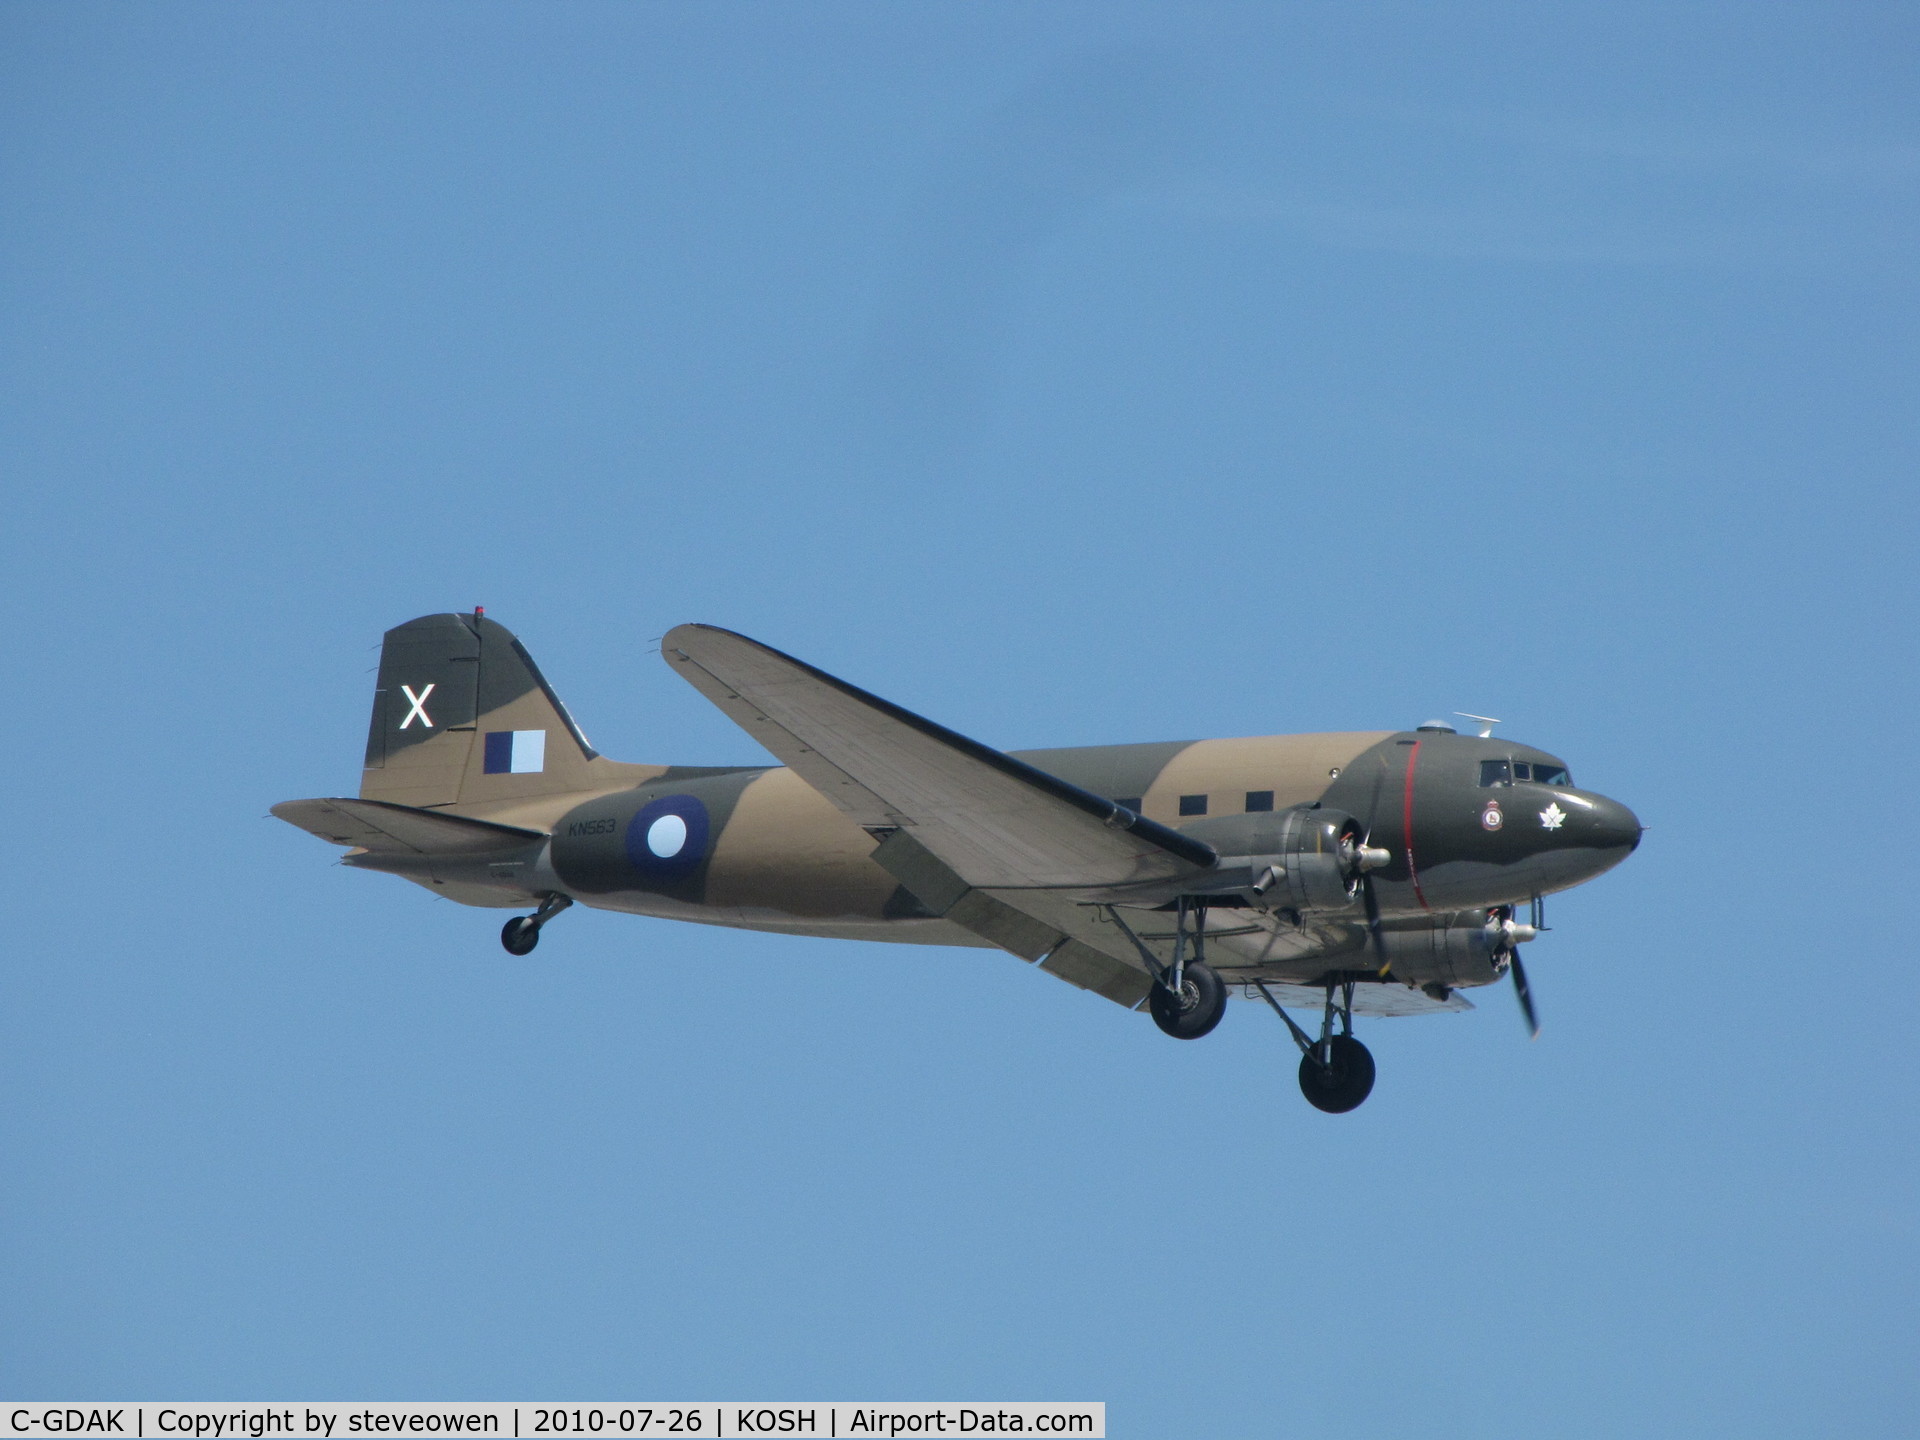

{"left": 1149, "top": 960, "right": 1227, "bottom": 1040}
{"left": 1298, "top": 1035, "right": 1375, "bottom": 1113}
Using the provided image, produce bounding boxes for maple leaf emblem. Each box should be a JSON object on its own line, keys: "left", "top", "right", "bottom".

{"left": 1538, "top": 802, "right": 1567, "bottom": 830}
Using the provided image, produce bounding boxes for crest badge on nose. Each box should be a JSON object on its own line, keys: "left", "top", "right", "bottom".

{"left": 1481, "top": 800, "right": 1504, "bottom": 831}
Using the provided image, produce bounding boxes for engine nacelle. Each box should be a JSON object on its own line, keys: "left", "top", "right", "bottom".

{"left": 1362, "top": 910, "right": 1532, "bottom": 989}
{"left": 1180, "top": 805, "right": 1384, "bottom": 915}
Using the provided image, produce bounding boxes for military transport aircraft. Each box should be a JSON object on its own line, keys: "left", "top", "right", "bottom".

{"left": 276, "top": 611, "right": 1641, "bottom": 1112}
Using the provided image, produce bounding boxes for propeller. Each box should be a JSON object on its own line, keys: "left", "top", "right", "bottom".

{"left": 1487, "top": 904, "right": 1541, "bottom": 1037}
{"left": 1509, "top": 947, "right": 1540, "bottom": 1038}
{"left": 1345, "top": 828, "right": 1392, "bottom": 974}
{"left": 1362, "top": 868, "right": 1385, "bottom": 964}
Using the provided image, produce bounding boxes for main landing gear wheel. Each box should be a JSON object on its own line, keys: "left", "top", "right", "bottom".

{"left": 1298, "top": 1035, "right": 1375, "bottom": 1114}
{"left": 1149, "top": 959, "right": 1226, "bottom": 1040}
{"left": 1254, "top": 978, "right": 1378, "bottom": 1113}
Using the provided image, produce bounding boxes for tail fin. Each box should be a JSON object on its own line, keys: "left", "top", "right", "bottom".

{"left": 360, "top": 611, "right": 606, "bottom": 809}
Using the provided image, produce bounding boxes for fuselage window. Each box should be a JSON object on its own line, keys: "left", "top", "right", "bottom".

{"left": 1179, "top": 794, "right": 1208, "bottom": 816}
{"left": 1245, "top": 790, "right": 1274, "bottom": 812}
{"left": 1478, "top": 760, "right": 1512, "bottom": 787}
{"left": 1532, "top": 764, "right": 1572, "bottom": 786}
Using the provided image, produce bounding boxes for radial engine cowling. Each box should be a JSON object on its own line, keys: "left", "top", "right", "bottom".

{"left": 1363, "top": 910, "right": 1534, "bottom": 989}
{"left": 1179, "top": 805, "right": 1386, "bottom": 915}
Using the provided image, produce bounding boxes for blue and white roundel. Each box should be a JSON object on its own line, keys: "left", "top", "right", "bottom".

{"left": 646, "top": 814, "right": 688, "bottom": 857}
{"left": 624, "top": 794, "right": 710, "bottom": 880}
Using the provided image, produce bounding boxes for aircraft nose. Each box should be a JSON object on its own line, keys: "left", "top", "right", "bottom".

{"left": 1586, "top": 793, "right": 1642, "bottom": 852}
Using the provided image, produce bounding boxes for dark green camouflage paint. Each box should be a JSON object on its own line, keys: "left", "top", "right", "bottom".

{"left": 364, "top": 613, "right": 594, "bottom": 768}
{"left": 548, "top": 767, "right": 767, "bottom": 903}
{"left": 1004, "top": 740, "right": 1194, "bottom": 808}
{"left": 1322, "top": 731, "right": 1640, "bottom": 912}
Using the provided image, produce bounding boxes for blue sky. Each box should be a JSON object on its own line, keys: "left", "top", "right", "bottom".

{"left": 3, "top": 3, "right": 1915, "bottom": 1434}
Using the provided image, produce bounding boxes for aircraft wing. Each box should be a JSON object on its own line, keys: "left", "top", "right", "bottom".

{"left": 271, "top": 797, "right": 546, "bottom": 855}
{"left": 661, "top": 625, "right": 1215, "bottom": 891}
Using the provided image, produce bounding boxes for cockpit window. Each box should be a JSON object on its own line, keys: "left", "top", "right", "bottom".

{"left": 1481, "top": 759, "right": 1574, "bottom": 787}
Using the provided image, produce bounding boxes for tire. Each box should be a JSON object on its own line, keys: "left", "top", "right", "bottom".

{"left": 501, "top": 916, "right": 540, "bottom": 956}
{"left": 1298, "top": 1035, "right": 1375, "bottom": 1113}
{"left": 1148, "top": 960, "right": 1227, "bottom": 1040}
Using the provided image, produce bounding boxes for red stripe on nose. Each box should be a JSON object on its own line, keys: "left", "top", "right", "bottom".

{"left": 1403, "top": 739, "right": 1430, "bottom": 911}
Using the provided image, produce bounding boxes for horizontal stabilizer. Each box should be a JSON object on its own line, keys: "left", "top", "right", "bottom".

{"left": 271, "top": 797, "right": 546, "bottom": 855}
{"left": 661, "top": 624, "right": 1215, "bottom": 891}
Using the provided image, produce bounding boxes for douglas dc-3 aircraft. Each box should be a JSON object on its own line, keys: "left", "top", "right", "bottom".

{"left": 276, "top": 611, "right": 1641, "bottom": 1112}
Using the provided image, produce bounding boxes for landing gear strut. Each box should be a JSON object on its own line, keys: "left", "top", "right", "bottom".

{"left": 501, "top": 892, "right": 572, "bottom": 956}
{"left": 1108, "top": 899, "right": 1227, "bottom": 1040}
{"left": 1256, "top": 979, "right": 1376, "bottom": 1113}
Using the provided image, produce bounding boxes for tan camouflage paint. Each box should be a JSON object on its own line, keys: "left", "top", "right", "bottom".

{"left": 704, "top": 767, "right": 901, "bottom": 920}
{"left": 1136, "top": 732, "right": 1394, "bottom": 823}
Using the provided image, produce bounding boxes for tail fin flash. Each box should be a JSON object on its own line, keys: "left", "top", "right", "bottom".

{"left": 360, "top": 612, "right": 602, "bottom": 808}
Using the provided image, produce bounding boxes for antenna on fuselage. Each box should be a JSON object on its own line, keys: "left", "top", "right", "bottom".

{"left": 1455, "top": 712, "right": 1501, "bottom": 738}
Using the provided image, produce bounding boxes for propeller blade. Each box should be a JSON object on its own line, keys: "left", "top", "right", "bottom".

{"left": 1361, "top": 874, "right": 1390, "bottom": 974}
{"left": 1355, "top": 830, "right": 1390, "bottom": 975}
{"left": 1509, "top": 949, "right": 1540, "bottom": 1038}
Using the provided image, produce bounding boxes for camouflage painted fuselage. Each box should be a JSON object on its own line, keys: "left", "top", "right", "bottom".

{"left": 392, "top": 737, "right": 1636, "bottom": 995}
{"left": 309, "top": 614, "right": 1639, "bottom": 999}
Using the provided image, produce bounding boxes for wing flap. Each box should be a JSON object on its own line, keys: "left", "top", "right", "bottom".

{"left": 662, "top": 624, "right": 1213, "bottom": 891}
{"left": 271, "top": 797, "right": 545, "bottom": 855}
{"left": 870, "top": 828, "right": 1162, "bottom": 1008}
{"left": 1040, "top": 940, "right": 1156, "bottom": 1008}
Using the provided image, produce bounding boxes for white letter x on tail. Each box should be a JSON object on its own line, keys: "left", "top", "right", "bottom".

{"left": 399, "top": 683, "right": 436, "bottom": 729}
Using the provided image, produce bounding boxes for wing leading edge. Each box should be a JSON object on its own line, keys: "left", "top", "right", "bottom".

{"left": 662, "top": 624, "right": 1229, "bottom": 1008}
{"left": 660, "top": 624, "right": 1215, "bottom": 891}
